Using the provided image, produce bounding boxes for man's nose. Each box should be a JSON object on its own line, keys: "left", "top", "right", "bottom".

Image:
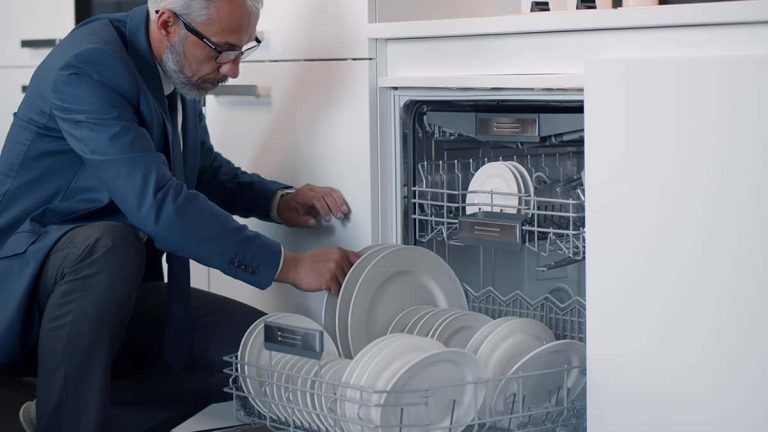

{"left": 219, "top": 57, "right": 241, "bottom": 79}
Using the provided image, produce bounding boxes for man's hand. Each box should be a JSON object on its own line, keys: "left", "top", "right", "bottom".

{"left": 275, "top": 248, "right": 360, "bottom": 296}
{"left": 276, "top": 184, "right": 350, "bottom": 228}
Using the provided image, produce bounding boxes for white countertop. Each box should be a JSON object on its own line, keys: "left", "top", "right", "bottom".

{"left": 367, "top": 1, "right": 768, "bottom": 39}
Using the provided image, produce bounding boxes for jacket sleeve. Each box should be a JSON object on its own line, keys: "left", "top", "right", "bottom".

{"left": 49, "top": 45, "right": 281, "bottom": 288}
{"left": 195, "top": 108, "right": 290, "bottom": 220}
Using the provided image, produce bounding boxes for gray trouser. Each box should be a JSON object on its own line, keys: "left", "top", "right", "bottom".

{"left": 34, "top": 222, "right": 266, "bottom": 432}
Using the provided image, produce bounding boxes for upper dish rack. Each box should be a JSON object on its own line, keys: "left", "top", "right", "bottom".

{"left": 411, "top": 156, "right": 585, "bottom": 262}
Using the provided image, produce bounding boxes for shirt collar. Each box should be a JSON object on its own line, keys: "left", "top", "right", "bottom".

{"left": 156, "top": 63, "right": 175, "bottom": 96}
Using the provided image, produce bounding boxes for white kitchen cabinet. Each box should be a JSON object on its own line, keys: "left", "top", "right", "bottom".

{"left": 162, "top": 259, "right": 210, "bottom": 291}
{"left": 0, "top": 67, "right": 35, "bottom": 151}
{"left": 585, "top": 52, "right": 768, "bottom": 431}
{"left": 376, "top": 0, "right": 521, "bottom": 22}
{"left": 204, "top": 60, "right": 374, "bottom": 322}
{"left": 250, "top": 0, "right": 372, "bottom": 60}
{"left": 190, "top": 261, "right": 209, "bottom": 291}
{"left": 0, "top": 2, "right": 75, "bottom": 67}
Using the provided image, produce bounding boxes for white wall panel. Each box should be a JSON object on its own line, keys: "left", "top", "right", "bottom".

{"left": 585, "top": 52, "right": 768, "bottom": 432}
{"left": 204, "top": 60, "right": 373, "bottom": 323}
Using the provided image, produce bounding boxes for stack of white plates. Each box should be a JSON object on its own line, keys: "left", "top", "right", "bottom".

{"left": 314, "top": 358, "right": 352, "bottom": 430}
{"left": 238, "top": 313, "right": 340, "bottom": 422}
{"left": 388, "top": 305, "right": 493, "bottom": 349}
{"left": 323, "top": 245, "right": 468, "bottom": 358}
{"left": 489, "top": 339, "right": 586, "bottom": 427}
{"left": 466, "top": 317, "right": 586, "bottom": 426}
{"left": 465, "top": 161, "right": 533, "bottom": 214}
{"left": 339, "top": 334, "right": 486, "bottom": 432}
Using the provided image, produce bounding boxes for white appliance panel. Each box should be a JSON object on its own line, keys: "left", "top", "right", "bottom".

{"left": 250, "top": 0, "right": 371, "bottom": 60}
{"left": 204, "top": 60, "right": 373, "bottom": 322}
{"left": 585, "top": 52, "right": 768, "bottom": 432}
{"left": 0, "top": 2, "right": 74, "bottom": 67}
{"left": 0, "top": 67, "right": 35, "bottom": 151}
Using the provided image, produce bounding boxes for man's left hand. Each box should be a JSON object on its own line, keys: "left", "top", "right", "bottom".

{"left": 277, "top": 184, "right": 350, "bottom": 228}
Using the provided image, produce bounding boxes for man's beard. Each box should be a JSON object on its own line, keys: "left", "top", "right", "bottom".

{"left": 160, "top": 34, "right": 228, "bottom": 98}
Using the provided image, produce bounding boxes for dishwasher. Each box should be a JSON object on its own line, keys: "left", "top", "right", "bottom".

{"left": 224, "top": 94, "right": 587, "bottom": 432}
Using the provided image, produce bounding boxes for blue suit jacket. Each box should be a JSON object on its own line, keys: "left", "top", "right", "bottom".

{"left": 0, "top": 6, "right": 287, "bottom": 364}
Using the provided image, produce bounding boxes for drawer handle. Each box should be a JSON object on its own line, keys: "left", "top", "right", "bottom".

{"left": 20, "top": 39, "right": 60, "bottom": 49}
{"left": 209, "top": 84, "right": 260, "bottom": 97}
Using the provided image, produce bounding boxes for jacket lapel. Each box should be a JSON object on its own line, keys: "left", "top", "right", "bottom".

{"left": 125, "top": 6, "right": 175, "bottom": 158}
{"left": 180, "top": 97, "right": 201, "bottom": 190}
{"left": 125, "top": 6, "right": 200, "bottom": 190}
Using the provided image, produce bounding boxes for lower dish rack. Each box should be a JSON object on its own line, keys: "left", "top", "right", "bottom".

{"left": 223, "top": 292, "right": 586, "bottom": 432}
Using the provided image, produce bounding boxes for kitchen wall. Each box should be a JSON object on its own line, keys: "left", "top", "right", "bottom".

{"left": 376, "top": 0, "right": 523, "bottom": 22}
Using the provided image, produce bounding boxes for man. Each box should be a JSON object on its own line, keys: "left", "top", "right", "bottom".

{"left": 0, "top": 0, "right": 359, "bottom": 430}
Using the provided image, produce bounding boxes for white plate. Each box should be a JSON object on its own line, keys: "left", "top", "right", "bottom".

{"left": 336, "top": 245, "right": 402, "bottom": 358}
{"left": 430, "top": 311, "right": 493, "bottom": 349}
{"left": 322, "top": 244, "right": 394, "bottom": 347}
{"left": 277, "top": 356, "right": 304, "bottom": 426}
{"left": 269, "top": 353, "right": 294, "bottom": 423}
{"left": 353, "top": 335, "right": 445, "bottom": 431}
{"left": 491, "top": 340, "right": 586, "bottom": 427}
{"left": 258, "top": 353, "right": 289, "bottom": 422}
{"left": 283, "top": 356, "right": 317, "bottom": 428}
{"left": 475, "top": 318, "right": 555, "bottom": 413}
{"left": 316, "top": 359, "right": 351, "bottom": 431}
{"left": 238, "top": 313, "right": 286, "bottom": 414}
{"left": 358, "top": 335, "right": 444, "bottom": 390}
{"left": 376, "top": 349, "right": 487, "bottom": 432}
{"left": 347, "top": 246, "right": 468, "bottom": 357}
{"left": 402, "top": 307, "right": 439, "bottom": 334}
{"left": 296, "top": 359, "right": 321, "bottom": 429}
{"left": 504, "top": 161, "right": 534, "bottom": 210}
{"left": 466, "top": 161, "right": 521, "bottom": 214}
{"left": 426, "top": 309, "right": 467, "bottom": 338}
{"left": 243, "top": 313, "right": 339, "bottom": 417}
{"left": 340, "top": 334, "right": 417, "bottom": 432}
{"left": 413, "top": 307, "right": 464, "bottom": 337}
{"left": 387, "top": 305, "right": 434, "bottom": 335}
{"left": 465, "top": 317, "right": 518, "bottom": 356}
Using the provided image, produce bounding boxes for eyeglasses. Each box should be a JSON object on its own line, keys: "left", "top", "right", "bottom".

{"left": 155, "top": 9, "right": 261, "bottom": 64}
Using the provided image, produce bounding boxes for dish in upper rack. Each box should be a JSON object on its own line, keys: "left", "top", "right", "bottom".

{"left": 465, "top": 161, "right": 521, "bottom": 214}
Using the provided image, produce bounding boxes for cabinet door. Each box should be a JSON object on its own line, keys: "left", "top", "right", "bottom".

{"left": 0, "top": 2, "right": 75, "bottom": 67}
{"left": 585, "top": 53, "right": 768, "bottom": 432}
{"left": 0, "top": 68, "right": 36, "bottom": 151}
{"left": 251, "top": 0, "right": 371, "bottom": 60}
{"left": 204, "top": 60, "right": 373, "bottom": 322}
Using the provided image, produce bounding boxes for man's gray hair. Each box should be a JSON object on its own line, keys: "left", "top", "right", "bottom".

{"left": 147, "top": 0, "right": 263, "bottom": 25}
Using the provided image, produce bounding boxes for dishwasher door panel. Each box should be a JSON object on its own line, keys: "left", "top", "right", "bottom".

{"left": 585, "top": 52, "right": 768, "bottom": 432}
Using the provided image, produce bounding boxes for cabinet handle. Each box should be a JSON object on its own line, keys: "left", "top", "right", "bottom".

{"left": 20, "top": 39, "right": 60, "bottom": 49}
{"left": 21, "top": 85, "right": 29, "bottom": 94}
{"left": 209, "top": 85, "right": 260, "bottom": 97}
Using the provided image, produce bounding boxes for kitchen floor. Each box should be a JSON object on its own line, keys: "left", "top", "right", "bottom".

{"left": 0, "top": 379, "right": 32, "bottom": 432}
{"left": 0, "top": 376, "right": 217, "bottom": 432}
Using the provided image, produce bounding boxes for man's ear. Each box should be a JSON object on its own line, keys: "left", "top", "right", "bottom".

{"left": 154, "top": 9, "right": 180, "bottom": 40}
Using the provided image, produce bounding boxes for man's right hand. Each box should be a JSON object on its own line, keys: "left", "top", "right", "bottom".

{"left": 275, "top": 248, "right": 360, "bottom": 296}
